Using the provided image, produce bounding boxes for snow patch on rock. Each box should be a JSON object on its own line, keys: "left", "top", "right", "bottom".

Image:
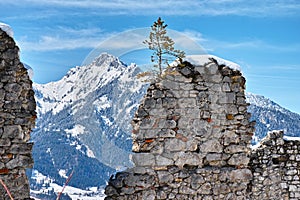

{"left": 184, "top": 54, "right": 241, "bottom": 71}
{"left": 0, "top": 22, "right": 13, "bottom": 38}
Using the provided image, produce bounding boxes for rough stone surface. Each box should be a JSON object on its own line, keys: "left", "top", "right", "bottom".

{"left": 0, "top": 28, "right": 36, "bottom": 199}
{"left": 105, "top": 59, "right": 254, "bottom": 199}
{"left": 250, "top": 130, "right": 300, "bottom": 200}
{"left": 105, "top": 56, "right": 300, "bottom": 200}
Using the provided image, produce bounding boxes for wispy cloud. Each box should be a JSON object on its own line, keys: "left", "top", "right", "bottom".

{"left": 19, "top": 36, "right": 100, "bottom": 51}
{"left": 18, "top": 26, "right": 300, "bottom": 54}
{"left": 18, "top": 27, "right": 206, "bottom": 53}
{"left": 270, "top": 65, "right": 300, "bottom": 71}
{"left": 214, "top": 40, "right": 300, "bottom": 52}
{"left": 17, "top": 27, "right": 108, "bottom": 51}
{"left": 182, "top": 30, "right": 300, "bottom": 53}
{"left": 81, "top": 28, "right": 208, "bottom": 65}
{"left": 2, "top": 0, "right": 300, "bottom": 17}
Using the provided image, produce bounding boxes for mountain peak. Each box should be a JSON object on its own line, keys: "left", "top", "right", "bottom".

{"left": 91, "top": 52, "right": 126, "bottom": 68}
{"left": 246, "top": 92, "right": 288, "bottom": 114}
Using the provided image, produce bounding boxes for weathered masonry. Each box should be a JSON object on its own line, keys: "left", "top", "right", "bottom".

{"left": 105, "top": 58, "right": 255, "bottom": 199}
{"left": 105, "top": 56, "right": 300, "bottom": 199}
{"left": 251, "top": 130, "right": 300, "bottom": 200}
{"left": 0, "top": 28, "right": 36, "bottom": 199}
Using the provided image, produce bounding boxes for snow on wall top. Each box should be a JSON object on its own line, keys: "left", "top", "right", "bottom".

{"left": 184, "top": 54, "right": 241, "bottom": 71}
{"left": 0, "top": 22, "right": 13, "bottom": 38}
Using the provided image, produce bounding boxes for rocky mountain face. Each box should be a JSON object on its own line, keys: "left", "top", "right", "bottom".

{"left": 30, "top": 53, "right": 300, "bottom": 194}
{"left": 31, "top": 53, "right": 148, "bottom": 191}
{"left": 246, "top": 93, "right": 300, "bottom": 143}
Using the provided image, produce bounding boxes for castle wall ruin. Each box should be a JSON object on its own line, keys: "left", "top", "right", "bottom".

{"left": 0, "top": 28, "right": 36, "bottom": 199}
{"left": 251, "top": 130, "right": 300, "bottom": 200}
{"left": 2, "top": 24, "right": 299, "bottom": 200}
{"left": 105, "top": 58, "right": 255, "bottom": 199}
{"left": 105, "top": 57, "right": 300, "bottom": 200}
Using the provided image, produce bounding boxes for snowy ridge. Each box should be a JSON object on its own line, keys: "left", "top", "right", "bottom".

{"left": 246, "top": 92, "right": 300, "bottom": 142}
{"left": 34, "top": 53, "right": 139, "bottom": 115}
{"left": 31, "top": 52, "right": 147, "bottom": 193}
{"left": 246, "top": 92, "right": 290, "bottom": 114}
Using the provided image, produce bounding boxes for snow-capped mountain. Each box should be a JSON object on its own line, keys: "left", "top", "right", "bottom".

{"left": 246, "top": 92, "right": 300, "bottom": 143}
{"left": 31, "top": 53, "right": 148, "bottom": 195}
{"left": 30, "top": 53, "right": 300, "bottom": 198}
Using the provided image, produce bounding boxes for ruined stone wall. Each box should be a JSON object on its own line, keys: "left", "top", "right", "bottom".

{"left": 0, "top": 28, "right": 36, "bottom": 199}
{"left": 250, "top": 130, "right": 300, "bottom": 200}
{"left": 105, "top": 59, "right": 255, "bottom": 199}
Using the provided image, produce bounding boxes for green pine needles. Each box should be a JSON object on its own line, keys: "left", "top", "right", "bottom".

{"left": 143, "top": 17, "right": 185, "bottom": 79}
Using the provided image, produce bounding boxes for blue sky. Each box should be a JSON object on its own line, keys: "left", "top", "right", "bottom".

{"left": 1, "top": 0, "right": 300, "bottom": 114}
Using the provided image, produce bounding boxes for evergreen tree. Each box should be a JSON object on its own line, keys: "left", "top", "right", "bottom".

{"left": 143, "top": 17, "right": 185, "bottom": 78}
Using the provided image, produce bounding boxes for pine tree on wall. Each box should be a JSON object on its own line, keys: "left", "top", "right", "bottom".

{"left": 143, "top": 17, "right": 185, "bottom": 78}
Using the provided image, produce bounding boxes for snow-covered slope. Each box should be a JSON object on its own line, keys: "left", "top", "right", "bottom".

{"left": 246, "top": 92, "right": 290, "bottom": 114}
{"left": 31, "top": 53, "right": 148, "bottom": 191}
{"left": 34, "top": 53, "right": 143, "bottom": 115}
{"left": 246, "top": 92, "right": 300, "bottom": 143}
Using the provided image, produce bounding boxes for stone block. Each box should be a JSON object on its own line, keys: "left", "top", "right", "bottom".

{"left": 191, "top": 174, "right": 205, "bottom": 189}
{"left": 229, "top": 169, "right": 252, "bottom": 182}
{"left": 179, "top": 185, "right": 196, "bottom": 195}
{"left": 200, "top": 139, "right": 223, "bottom": 153}
{"left": 6, "top": 155, "right": 33, "bottom": 169}
{"left": 174, "top": 152, "right": 203, "bottom": 168}
{"left": 179, "top": 83, "right": 194, "bottom": 90}
{"left": 3, "top": 125, "right": 22, "bottom": 139}
{"left": 142, "top": 190, "right": 156, "bottom": 200}
{"left": 218, "top": 93, "right": 236, "bottom": 104}
{"left": 143, "top": 98, "right": 156, "bottom": 109}
{"left": 139, "top": 117, "right": 156, "bottom": 129}
{"left": 185, "top": 108, "right": 201, "bottom": 119}
{"left": 161, "top": 79, "right": 179, "bottom": 90}
{"left": 224, "top": 145, "right": 247, "bottom": 154}
{"left": 9, "top": 142, "right": 33, "bottom": 154}
{"left": 131, "top": 153, "right": 155, "bottom": 167}
{"left": 157, "top": 171, "right": 174, "bottom": 184}
{"left": 165, "top": 138, "right": 186, "bottom": 152}
{"left": 198, "top": 183, "right": 212, "bottom": 194}
{"left": 210, "top": 74, "right": 222, "bottom": 83}
{"left": 162, "top": 97, "right": 177, "bottom": 108}
{"left": 228, "top": 154, "right": 250, "bottom": 166}
{"left": 0, "top": 138, "right": 11, "bottom": 146}
{"left": 158, "top": 129, "right": 176, "bottom": 138}
{"left": 178, "top": 98, "right": 196, "bottom": 108}
{"left": 222, "top": 83, "right": 231, "bottom": 92}
{"left": 206, "top": 63, "right": 218, "bottom": 74}
{"left": 206, "top": 153, "right": 222, "bottom": 162}
{"left": 155, "top": 155, "right": 174, "bottom": 166}
{"left": 223, "top": 130, "right": 240, "bottom": 145}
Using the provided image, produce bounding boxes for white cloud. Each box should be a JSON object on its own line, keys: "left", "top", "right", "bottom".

{"left": 19, "top": 36, "right": 99, "bottom": 51}
{"left": 17, "top": 27, "right": 108, "bottom": 51}
{"left": 81, "top": 28, "right": 208, "bottom": 65}
{"left": 17, "top": 26, "right": 300, "bottom": 54}
{"left": 2, "top": 0, "right": 300, "bottom": 17}
{"left": 216, "top": 40, "right": 300, "bottom": 52}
